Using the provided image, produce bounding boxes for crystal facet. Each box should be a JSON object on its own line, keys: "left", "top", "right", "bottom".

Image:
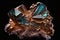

{"left": 33, "top": 4, "right": 45, "bottom": 16}
{"left": 5, "top": 2, "right": 54, "bottom": 40}
{"left": 14, "top": 9, "right": 21, "bottom": 16}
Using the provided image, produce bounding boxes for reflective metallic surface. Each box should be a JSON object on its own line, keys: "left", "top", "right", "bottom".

{"left": 4, "top": 2, "right": 54, "bottom": 40}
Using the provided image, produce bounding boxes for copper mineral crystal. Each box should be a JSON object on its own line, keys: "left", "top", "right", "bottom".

{"left": 4, "top": 2, "right": 54, "bottom": 40}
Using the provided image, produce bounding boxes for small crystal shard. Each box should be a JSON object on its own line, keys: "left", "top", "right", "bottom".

{"left": 33, "top": 4, "right": 45, "bottom": 16}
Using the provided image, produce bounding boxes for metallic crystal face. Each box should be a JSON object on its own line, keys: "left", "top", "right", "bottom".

{"left": 33, "top": 10, "right": 48, "bottom": 19}
{"left": 14, "top": 9, "right": 21, "bottom": 16}
{"left": 33, "top": 3, "right": 45, "bottom": 16}
{"left": 17, "top": 16, "right": 30, "bottom": 25}
{"left": 5, "top": 2, "right": 54, "bottom": 40}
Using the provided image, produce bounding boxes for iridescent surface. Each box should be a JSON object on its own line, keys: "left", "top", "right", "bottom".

{"left": 33, "top": 4, "right": 45, "bottom": 16}
{"left": 17, "top": 16, "right": 30, "bottom": 25}
{"left": 14, "top": 9, "right": 21, "bottom": 16}
{"left": 5, "top": 2, "right": 54, "bottom": 40}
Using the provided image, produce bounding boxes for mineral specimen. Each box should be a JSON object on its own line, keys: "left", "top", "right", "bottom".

{"left": 4, "top": 2, "right": 54, "bottom": 40}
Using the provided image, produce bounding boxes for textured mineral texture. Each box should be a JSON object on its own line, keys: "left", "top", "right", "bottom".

{"left": 5, "top": 2, "right": 54, "bottom": 40}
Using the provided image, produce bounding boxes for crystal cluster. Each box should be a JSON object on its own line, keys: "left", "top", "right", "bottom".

{"left": 5, "top": 2, "right": 54, "bottom": 40}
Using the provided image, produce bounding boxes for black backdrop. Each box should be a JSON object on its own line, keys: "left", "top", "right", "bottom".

{"left": 0, "top": 0, "right": 59, "bottom": 40}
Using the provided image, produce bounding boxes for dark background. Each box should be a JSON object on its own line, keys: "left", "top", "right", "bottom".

{"left": 0, "top": 0, "right": 59, "bottom": 40}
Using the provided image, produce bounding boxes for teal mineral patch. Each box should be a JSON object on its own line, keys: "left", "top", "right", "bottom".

{"left": 33, "top": 4, "right": 45, "bottom": 16}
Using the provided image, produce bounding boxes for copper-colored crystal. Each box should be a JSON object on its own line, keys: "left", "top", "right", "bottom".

{"left": 5, "top": 2, "right": 54, "bottom": 40}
